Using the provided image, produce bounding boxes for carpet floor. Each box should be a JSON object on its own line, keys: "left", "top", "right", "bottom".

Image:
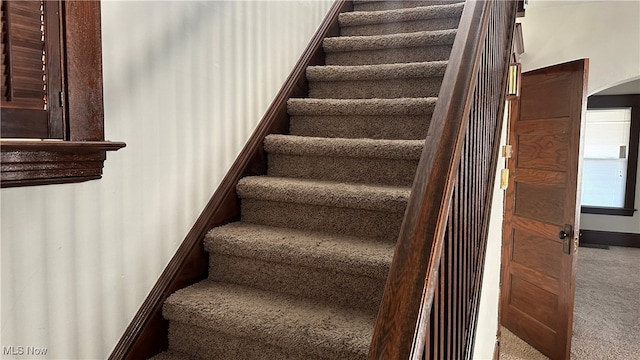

{"left": 152, "top": 1, "right": 465, "bottom": 359}
{"left": 500, "top": 245, "right": 640, "bottom": 360}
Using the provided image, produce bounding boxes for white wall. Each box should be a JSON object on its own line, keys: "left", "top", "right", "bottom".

{"left": 474, "top": 1, "right": 640, "bottom": 357}
{"left": 0, "top": 1, "right": 333, "bottom": 358}
{"left": 518, "top": 1, "right": 640, "bottom": 95}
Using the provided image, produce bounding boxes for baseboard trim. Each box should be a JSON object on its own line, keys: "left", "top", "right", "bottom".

{"left": 108, "top": 1, "right": 352, "bottom": 359}
{"left": 580, "top": 229, "right": 640, "bottom": 248}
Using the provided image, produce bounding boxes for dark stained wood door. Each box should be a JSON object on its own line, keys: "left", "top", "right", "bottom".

{"left": 500, "top": 59, "right": 589, "bottom": 360}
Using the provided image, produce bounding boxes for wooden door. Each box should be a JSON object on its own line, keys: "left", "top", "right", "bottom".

{"left": 500, "top": 59, "right": 588, "bottom": 360}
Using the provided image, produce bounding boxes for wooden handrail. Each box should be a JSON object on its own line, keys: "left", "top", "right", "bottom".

{"left": 369, "top": 1, "right": 517, "bottom": 359}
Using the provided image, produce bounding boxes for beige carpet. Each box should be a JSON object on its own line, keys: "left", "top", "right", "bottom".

{"left": 152, "top": 1, "right": 465, "bottom": 359}
{"left": 500, "top": 246, "right": 640, "bottom": 360}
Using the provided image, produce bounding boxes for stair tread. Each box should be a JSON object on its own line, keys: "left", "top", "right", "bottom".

{"left": 352, "top": 0, "right": 464, "bottom": 4}
{"left": 307, "top": 60, "right": 447, "bottom": 81}
{"left": 340, "top": 2, "right": 464, "bottom": 26}
{"left": 237, "top": 176, "right": 410, "bottom": 213}
{"left": 265, "top": 134, "right": 423, "bottom": 159}
{"left": 289, "top": 113, "right": 430, "bottom": 140}
{"left": 323, "top": 29, "right": 456, "bottom": 52}
{"left": 150, "top": 350, "right": 195, "bottom": 360}
{"left": 352, "top": 0, "right": 465, "bottom": 13}
{"left": 164, "top": 281, "right": 374, "bottom": 357}
{"left": 287, "top": 97, "right": 437, "bottom": 116}
{"left": 205, "top": 222, "right": 394, "bottom": 279}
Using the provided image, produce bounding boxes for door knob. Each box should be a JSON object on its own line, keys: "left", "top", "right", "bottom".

{"left": 559, "top": 230, "right": 568, "bottom": 240}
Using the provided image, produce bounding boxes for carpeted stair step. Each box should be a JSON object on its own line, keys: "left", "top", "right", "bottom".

{"left": 287, "top": 97, "right": 435, "bottom": 140}
{"left": 265, "top": 134, "right": 423, "bottom": 186}
{"left": 237, "top": 176, "right": 410, "bottom": 241}
{"left": 307, "top": 61, "right": 447, "bottom": 99}
{"left": 353, "top": 0, "right": 464, "bottom": 12}
{"left": 287, "top": 97, "right": 436, "bottom": 116}
{"left": 163, "top": 281, "right": 375, "bottom": 360}
{"left": 324, "top": 29, "right": 456, "bottom": 65}
{"left": 289, "top": 114, "right": 430, "bottom": 140}
{"left": 205, "top": 222, "right": 394, "bottom": 312}
{"left": 340, "top": 2, "right": 464, "bottom": 36}
{"left": 149, "top": 350, "right": 193, "bottom": 360}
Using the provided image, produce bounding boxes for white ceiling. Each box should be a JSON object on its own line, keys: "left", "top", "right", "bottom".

{"left": 521, "top": 0, "right": 639, "bottom": 96}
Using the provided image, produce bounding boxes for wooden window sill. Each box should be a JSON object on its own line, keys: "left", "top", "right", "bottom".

{"left": 581, "top": 206, "right": 637, "bottom": 217}
{"left": 1, "top": 140, "right": 126, "bottom": 188}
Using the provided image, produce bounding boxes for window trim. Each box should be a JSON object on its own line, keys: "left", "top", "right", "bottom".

{"left": 1, "top": 1, "right": 125, "bottom": 188}
{"left": 581, "top": 94, "right": 639, "bottom": 216}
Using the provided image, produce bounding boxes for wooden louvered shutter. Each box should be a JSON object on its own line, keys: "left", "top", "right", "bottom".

{"left": 1, "top": 0, "right": 63, "bottom": 139}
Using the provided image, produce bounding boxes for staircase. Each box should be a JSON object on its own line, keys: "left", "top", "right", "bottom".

{"left": 151, "top": 1, "right": 464, "bottom": 359}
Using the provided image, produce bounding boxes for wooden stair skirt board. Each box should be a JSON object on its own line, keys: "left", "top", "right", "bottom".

{"left": 580, "top": 229, "right": 640, "bottom": 248}
{"left": 108, "top": 0, "right": 494, "bottom": 359}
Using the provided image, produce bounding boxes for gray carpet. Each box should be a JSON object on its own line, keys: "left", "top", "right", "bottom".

{"left": 152, "top": 1, "right": 465, "bottom": 359}
{"left": 500, "top": 246, "right": 640, "bottom": 360}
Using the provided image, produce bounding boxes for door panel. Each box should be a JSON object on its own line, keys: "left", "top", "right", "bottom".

{"left": 519, "top": 76, "right": 572, "bottom": 120}
{"left": 514, "top": 183, "right": 565, "bottom": 222}
{"left": 510, "top": 276, "right": 558, "bottom": 325}
{"left": 501, "top": 59, "right": 588, "bottom": 360}
{"left": 511, "top": 230, "right": 562, "bottom": 278}
{"left": 517, "top": 133, "right": 569, "bottom": 171}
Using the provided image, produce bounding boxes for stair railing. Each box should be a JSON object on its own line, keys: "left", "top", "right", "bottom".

{"left": 368, "top": 1, "right": 517, "bottom": 359}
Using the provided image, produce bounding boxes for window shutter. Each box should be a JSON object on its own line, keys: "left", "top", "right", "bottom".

{"left": 1, "top": 0, "right": 63, "bottom": 139}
